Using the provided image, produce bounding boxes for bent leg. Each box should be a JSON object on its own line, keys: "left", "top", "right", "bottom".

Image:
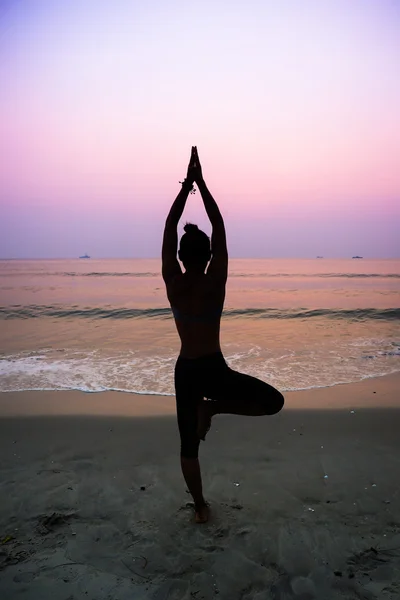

{"left": 203, "top": 366, "right": 284, "bottom": 417}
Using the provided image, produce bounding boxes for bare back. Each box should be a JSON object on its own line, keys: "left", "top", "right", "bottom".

{"left": 162, "top": 150, "right": 228, "bottom": 359}
{"left": 167, "top": 272, "right": 226, "bottom": 358}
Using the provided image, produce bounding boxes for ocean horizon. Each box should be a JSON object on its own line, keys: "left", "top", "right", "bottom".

{"left": 1, "top": 258, "right": 399, "bottom": 397}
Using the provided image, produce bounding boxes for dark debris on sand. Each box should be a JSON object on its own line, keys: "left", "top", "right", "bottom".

{"left": 37, "top": 511, "right": 78, "bottom": 535}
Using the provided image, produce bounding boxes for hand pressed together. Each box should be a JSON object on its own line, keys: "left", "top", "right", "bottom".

{"left": 186, "top": 146, "right": 203, "bottom": 185}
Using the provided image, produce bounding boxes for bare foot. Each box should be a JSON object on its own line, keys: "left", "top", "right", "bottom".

{"left": 197, "top": 400, "right": 213, "bottom": 441}
{"left": 195, "top": 502, "right": 210, "bottom": 524}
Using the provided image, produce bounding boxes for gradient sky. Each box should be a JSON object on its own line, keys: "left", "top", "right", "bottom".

{"left": 1, "top": 0, "right": 399, "bottom": 258}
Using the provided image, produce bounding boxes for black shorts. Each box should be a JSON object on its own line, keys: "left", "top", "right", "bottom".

{"left": 174, "top": 351, "right": 284, "bottom": 458}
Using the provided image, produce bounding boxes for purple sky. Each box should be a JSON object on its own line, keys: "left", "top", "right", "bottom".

{"left": 1, "top": 0, "right": 399, "bottom": 258}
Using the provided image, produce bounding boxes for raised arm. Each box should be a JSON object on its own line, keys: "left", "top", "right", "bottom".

{"left": 161, "top": 149, "right": 196, "bottom": 283}
{"left": 194, "top": 148, "right": 228, "bottom": 280}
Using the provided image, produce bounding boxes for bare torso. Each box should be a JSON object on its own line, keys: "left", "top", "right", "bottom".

{"left": 166, "top": 272, "right": 226, "bottom": 358}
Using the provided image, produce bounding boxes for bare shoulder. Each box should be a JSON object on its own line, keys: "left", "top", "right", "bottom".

{"left": 206, "top": 267, "right": 228, "bottom": 286}
{"left": 206, "top": 252, "right": 228, "bottom": 283}
{"left": 166, "top": 272, "right": 185, "bottom": 300}
{"left": 205, "top": 272, "right": 227, "bottom": 301}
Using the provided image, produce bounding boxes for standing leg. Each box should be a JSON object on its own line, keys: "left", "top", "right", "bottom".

{"left": 175, "top": 361, "right": 209, "bottom": 523}
{"left": 180, "top": 457, "right": 208, "bottom": 523}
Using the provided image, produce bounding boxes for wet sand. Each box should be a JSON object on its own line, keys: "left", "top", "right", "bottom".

{"left": 0, "top": 373, "right": 399, "bottom": 599}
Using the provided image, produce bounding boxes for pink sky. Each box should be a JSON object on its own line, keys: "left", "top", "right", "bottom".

{"left": 1, "top": 0, "right": 399, "bottom": 258}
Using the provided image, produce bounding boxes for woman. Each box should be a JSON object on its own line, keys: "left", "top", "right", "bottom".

{"left": 162, "top": 147, "right": 284, "bottom": 523}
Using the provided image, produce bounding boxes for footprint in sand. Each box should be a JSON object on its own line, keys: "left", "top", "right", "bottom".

{"left": 13, "top": 571, "right": 36, "bottom": 584}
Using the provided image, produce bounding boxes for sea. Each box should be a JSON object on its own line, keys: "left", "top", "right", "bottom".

{"left": 0, "top": 258, "right": 399, "bottom": 396}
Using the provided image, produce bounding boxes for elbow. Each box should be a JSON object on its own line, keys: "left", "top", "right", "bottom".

{"left": 211, "top": 216, "right": 225, "bottom": 230}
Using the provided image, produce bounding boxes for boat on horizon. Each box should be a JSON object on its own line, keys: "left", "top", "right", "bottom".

{"left": 79, "top": 253, "right": 90, "bottom": 259}
{"left": 352, "top": 256, "right": 363, "bottom": 259}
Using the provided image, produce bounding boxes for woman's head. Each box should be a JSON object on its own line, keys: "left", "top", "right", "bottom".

{"left": 178, "top": 223, "right": 211, "bottom": 271}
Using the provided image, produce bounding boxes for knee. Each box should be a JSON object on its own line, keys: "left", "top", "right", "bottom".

{"left": 180, "top": 441, "right": 199, "bottom": 460}
{"left": 269, "top": 389, "right": 284, "bottom": 415}
{"left": 181, "top": 454, "right": 199, "bottom": 464}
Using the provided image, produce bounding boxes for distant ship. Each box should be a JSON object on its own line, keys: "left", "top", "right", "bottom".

{"left": 316, "top": 256, "right": 324, "bottom": 259}
{"left": 79, "top": 253, "right": 90, "bottom": 259}
{"left": 352, "top": 256, "right": 363, "bottom": 259}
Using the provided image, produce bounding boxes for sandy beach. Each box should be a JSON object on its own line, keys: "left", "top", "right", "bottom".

{"left": 1, "top": 374, "right": 399, "bottom": 599}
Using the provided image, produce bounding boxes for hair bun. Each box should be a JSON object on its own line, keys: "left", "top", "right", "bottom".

{"left": 183, "top": 223, "right": 200, "bottom": 234}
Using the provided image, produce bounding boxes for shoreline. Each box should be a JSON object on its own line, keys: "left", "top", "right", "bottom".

{"left": 0, "top": 371, "right": 399, "bottom": 417}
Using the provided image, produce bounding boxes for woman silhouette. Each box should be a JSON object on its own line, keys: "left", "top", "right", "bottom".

{"left": 162, "top": 147, "right": 284, "bottom": 523}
